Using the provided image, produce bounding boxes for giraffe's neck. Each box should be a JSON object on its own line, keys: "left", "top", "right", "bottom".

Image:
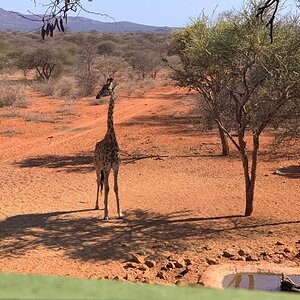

{"left": 107, "top": 91, "right": 116, "bottom": 137}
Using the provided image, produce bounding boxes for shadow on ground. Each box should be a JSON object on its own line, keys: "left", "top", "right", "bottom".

{"left": 1, "top": 209, "right": 300, "bottom": 262}
{"left": 16, "top": 153, "right": 95, "bottom": 173}
{"left": 121, "top": 113, "right": 205, "bottom": 137}
{"left": 15, "top": 150, "right": 227, "bottom": 171}
{"left": 274, "top": 165, "right": 300, "bottom": 179}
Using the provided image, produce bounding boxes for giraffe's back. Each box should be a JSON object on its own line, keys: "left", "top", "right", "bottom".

{"left": 94, "top": 138, "right": 120, "bottom": 165}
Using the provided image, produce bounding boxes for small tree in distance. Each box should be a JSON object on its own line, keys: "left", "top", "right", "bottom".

{"left": 94, "top": 55, "right": 129, "bottom": 81}
{"left": 128, "top": 50, "right": 162, "bottom": 79}
{"left": 76, "top": 39, "right": 97, "bottom": 96}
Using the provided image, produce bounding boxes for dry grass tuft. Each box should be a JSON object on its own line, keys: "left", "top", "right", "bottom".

{"left": 0, "top": 82, "right": 29, "bottom": 108}
{"left": 24, "top": 113, "right": 58, "bottom": 123}
{"left": 34, "top": 77, "right": 78, "bottom": 100}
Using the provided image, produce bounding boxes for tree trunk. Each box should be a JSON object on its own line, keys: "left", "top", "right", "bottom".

{"left": 217, "top": 122, "right": 229, "bottom": 156}
{"left": 242, "top": 134, "right": 260, "bottom": 216}
{"left": 245, "top": 179, "right": 254, "bottom": 216}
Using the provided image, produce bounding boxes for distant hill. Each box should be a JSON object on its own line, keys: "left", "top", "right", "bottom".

{"left": 0, "top": 8, "right": 174, "bottom": 33}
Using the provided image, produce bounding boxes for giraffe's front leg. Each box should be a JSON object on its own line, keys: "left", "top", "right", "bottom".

{"left": 95, "top": 180, "right": 100, "bottom": 210}
{"left": 103, "top": 169, "right": 110, "bottom": 220}
{"left": 113, "top": 162, "right": 123, "bottom": 219}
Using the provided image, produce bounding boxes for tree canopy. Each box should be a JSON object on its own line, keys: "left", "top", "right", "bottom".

{"left": 169, "top": 1, "right": 300, "bottom": 215}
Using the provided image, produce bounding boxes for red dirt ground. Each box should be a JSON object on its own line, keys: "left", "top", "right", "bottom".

{"left": 0, "top": 79, "right": 299, "bottom": 285}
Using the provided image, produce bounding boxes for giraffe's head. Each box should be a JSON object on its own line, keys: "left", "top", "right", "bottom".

{"left": 96, "top": 78, "right": 114, "bottom": 99}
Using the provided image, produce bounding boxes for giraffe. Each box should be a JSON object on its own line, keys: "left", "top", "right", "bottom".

{"left": 93, "top": 78, "right": 123, "bottom": 220}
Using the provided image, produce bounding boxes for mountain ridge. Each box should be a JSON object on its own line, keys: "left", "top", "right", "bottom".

{"left": 0, "top": 7, "right": 175, "bottom": 33}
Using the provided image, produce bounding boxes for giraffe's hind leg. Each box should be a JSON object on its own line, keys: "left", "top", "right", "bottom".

{"left": 94, "top": 163, "right": 103, "bottom": 210}
{"left": 113, "top": 162, "right": 123, "bottom": 219}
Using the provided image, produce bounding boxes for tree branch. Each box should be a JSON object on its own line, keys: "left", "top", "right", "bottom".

{"left": 25, "top": 0, "right": 113, "bottom": 39}
{"left": 256, "top": 0, "right": 280, "bottom": 43}
{"left": 214, "top": 119, "right": 241, "bottom": 151}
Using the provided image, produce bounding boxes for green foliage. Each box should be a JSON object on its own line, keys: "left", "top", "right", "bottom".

{"left": 94, "top": 55, "right": 130, "bottom": 80}
{"left": 3, "top": 30, "right": 169, "bottom": 82}
{"left": 13, "top": 46, "right": 72, "bottom": 80}
{"left": 170, "top": 3, "right": 300, "bottom": 136}
{"left": 97, "top": 41, "right": 117, "bottom": 55}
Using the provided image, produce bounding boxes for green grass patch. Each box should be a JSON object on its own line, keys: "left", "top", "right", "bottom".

{"left": 0, "top": 273, "right": 298, "bottom": 300}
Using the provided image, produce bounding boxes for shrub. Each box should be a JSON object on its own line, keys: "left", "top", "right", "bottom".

{"left": 0, "top": 82, "right": 28, "bottom": 108}
{"left": 34, "top": 77, "right": 78, "bottom": 100}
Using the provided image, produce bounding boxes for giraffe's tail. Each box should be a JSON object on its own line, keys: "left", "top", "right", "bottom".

{"left": 100, "top": 170, "right": 104, "bottom": 194}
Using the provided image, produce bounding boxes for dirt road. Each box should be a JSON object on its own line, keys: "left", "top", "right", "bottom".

{"left": 0, "top": 83, "right": 299, "bottom": 284}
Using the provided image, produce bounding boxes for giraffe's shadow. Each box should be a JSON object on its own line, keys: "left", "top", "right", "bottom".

{"left": 1, "top": 209, "right": 300, "bottom": 262}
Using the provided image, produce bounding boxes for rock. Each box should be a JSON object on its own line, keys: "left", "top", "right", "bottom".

{"left": 174, "top": 261, "right": 184, "bottom": 268}
{"left": 238, "top": 249, "right": 247, "bottom": 256}
{"left": 123, "top": 273, "right": 129, "bottom": 280}
{"left": 167, "top": 255, "right": 178, "bottom": 261}
{"left": 184, "top": 258, "right": 192, "bottom": 266}
{"left": 260, "top": 252, "right": 269, "bottom": 260}
{"left": 206, "top": 258, "right": 219, "bottom": 265}
{"left": 295, "top": 252, "right": 300, "bottom": 259}
{"left": 138, "top": 265, "right": 147, "bottom": 271}
{"left": 274, "top": 257, "right": 283, "bottom": 264}
{"left": 246, "top": 255, "right": 259, "bottom": 262}
{"left": 113, "top": 276, "right": 120, "bottom": 281}
{"left": 284, "top": 248, "right": 292, "bottom": 253}
{"left": 167, "top": 255, "right": 185, "bottom": 268}
{"left": 235, "top": 257, "right": 246, "bottom": 261}
{"left": 175, "top": 268, "right": 189, "bottom": 279}
{"left": 223, "top": 250, "right": 235, "bottom": 258}
{"left": 166, "top": 262, "right": 175, "bottom": 269}
{"left": 295, "top": 240, "right": 300, "bottom": 244}
{"left": 136, "top": 249, "right": 146, "bottom": 256}
{"left": 268, "top": 230, "right": 274, "bottom": 235}
{"left": 197, "top": 280, "right": 205, "bottom": 286}
{"left": 124, "top": 262, "right": 137, "bottom": 269}
{"left": 275, "top": 241, "right": 285, "bottom": 246}
{"left": 145, "top": 260, "right": 155, "bottom": 268}
{"left": 130, "top": 253, "right": 145, "bottom": 264}
{"left": 203, "top": 245, "right": 212, "bottom": 251}
{"left": 156, "top": 271, "right": 166, "bottom": 280}
{"left": 135, "top": 274, "right": 144, "bottom": 281}
{"left": 143, "top": 277, "right": 151, "bottom": 284}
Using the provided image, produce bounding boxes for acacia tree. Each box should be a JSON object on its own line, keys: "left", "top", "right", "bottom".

{"left": 128, "top": 50, "right": 162, "bottom": 79}
{"left": 170, "top": 3, "right": 300, "bottom": 216}
{"left": 14, "top": 46, "right": 70, "bottom": 80}
{"left": 94, "top": 55, "right": 129, "bottom": 80}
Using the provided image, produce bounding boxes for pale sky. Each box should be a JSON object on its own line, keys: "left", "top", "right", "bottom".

{"left": 0, "top": 0, "right": 297, "bottom": 27}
